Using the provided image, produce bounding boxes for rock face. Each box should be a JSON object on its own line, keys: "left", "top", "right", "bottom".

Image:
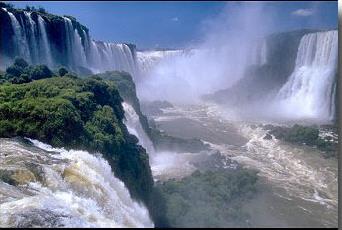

{"left": 0, "top": 4, "right": 138, "bottom": 76}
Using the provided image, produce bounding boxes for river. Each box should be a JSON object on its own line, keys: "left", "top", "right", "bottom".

{"left": 146, "top": 103, "right": 338, "bottom": 228}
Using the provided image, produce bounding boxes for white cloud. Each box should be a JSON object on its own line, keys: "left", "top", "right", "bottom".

{"left": 292, "top": 8, "right": 314, "bottom": 17}
{"left": 171, "top": 17, "right": 179, "bottom": 22}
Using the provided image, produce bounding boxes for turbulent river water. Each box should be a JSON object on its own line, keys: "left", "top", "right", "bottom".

{"left": 148, "top": 103, "right": 338, "bottom": 228}
{"left": 0, "top": 138, "right": 153, "bottom": 228}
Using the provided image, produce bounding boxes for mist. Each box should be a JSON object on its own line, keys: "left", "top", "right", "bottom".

{"left": 136, "top": 2, "right": 274, "bottom": 104}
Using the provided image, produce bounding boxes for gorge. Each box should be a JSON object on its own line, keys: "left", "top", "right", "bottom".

{"left": 0, "top": 2, "right": 338, "bottom": 228}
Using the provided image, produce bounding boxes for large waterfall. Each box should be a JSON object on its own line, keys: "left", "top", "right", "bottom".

{"left": 275, "top": 30, "right": 338, "bottom": 122}
{"left": 0, "top": 138, "right": 153, "bottom": 228}
{"left": 136, "top": 50, "right": 185, "bottom": 79}
{"left": 0, "top": 7, "right": 137, "bottom": 76}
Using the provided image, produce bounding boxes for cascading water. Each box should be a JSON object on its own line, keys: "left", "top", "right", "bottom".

{"left": 122, "top": 102, "right": 155, "bottom": 155}
{"left": 122, "top": 102, "right": 197, "bottom": 180}
{"left": 0, "top": 138, "right": 153, "bottom": 228}
{"left": 275, "top": 30, "right": 337, "bottom": 122}
{"left": 90, "top": 42, "right": 138, "bottom": 76}
{"left": 37, "top": 15, "right": 53, "bottom": 67}
{"left": 1, "top": 7, "right": 138, "bottom": 76}
{"left": 136, "top": 50, "right": 185, "bottom": 78}
{"left": 63, "top": 17, "right": 87, "bottom": 69}
{"left": 249, "top": 39, "right": 268, "bottom": 66}
{"left": 24, "top": 12, "right": 38, "bottom": 64}
{"left": 3, "top": 8, "right": 31, "bottom": 62}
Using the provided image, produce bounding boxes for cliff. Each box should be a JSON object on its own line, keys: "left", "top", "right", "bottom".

{"left": 0, "top": 3, "right": 137, "bottom": 76}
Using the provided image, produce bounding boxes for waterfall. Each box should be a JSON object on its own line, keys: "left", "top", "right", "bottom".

{"left": 122, "top": 102, "right": 197, "bottom": 180}
{"left": 1, "top": 8, "right": 138, "bottom": 76}
{"left": 122, "top": 102, "right": 155, "bottom": 155}
{"left": 37, "top": 16, "right": 53, "bottom": 67}
{"left": 136, "top": 50, "right": 185, "bottom": 78}
{"left": 24, "top": 12, "right": 38, "bottom": 64}
{"left": 249, "top": 39, "right": 267, "bottom": 66}
{"left": 260, "top": 40, "right": 267, "bottom": 65}
{"left": 63, "top": 17, "right": 87, "bottom": 69}
{"left": 0, "top": 138, "right": 153, "bottom": 228}
{"left": 3, "top": 8, "right": 31, "bottom": 62}
{"left": 88, "top": 42, "right": 138, "bottom": 76}
{"left": 275, "top": 30, "right": 337, "bottom": 122}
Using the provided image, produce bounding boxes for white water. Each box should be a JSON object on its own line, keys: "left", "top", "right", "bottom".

{"left": 63, "top": 17, "right": 87, "bottom": 69}
{"left": 0, "top": 138, "right": 153, "bottom": 228}
{"left": 4, "top": 8, "right": 31, "bottom": 62}
{"left": 151, "top": 103, "right": 338, "bottom": 227}
{"left": 122, "top": 102, "right": 155, "bottom": 155}
{"left": 249, "top": 39, "right": 267, "bottom": 66}
{"left": 37, "top": 15, "right": 53, "bottom": 67}
{"left": 136, "top": 50, "right": 185, "bottom": 79}
{"left": 90, "top": 42, "right": 138, "bottom": 76}
{"left": 24, "top": 12, "right": 38, "bottom": 64}
{"left": 122, "top": 102, "right": 197, "bottom": 180}
{"left": 136, "top": 46, "right": 249, "bottom": 103}
{"left": 1, "top": 8, "right": 137, "bottom": 76}
{"left": 275, "top": 30, "right": 337, "bottom": 122}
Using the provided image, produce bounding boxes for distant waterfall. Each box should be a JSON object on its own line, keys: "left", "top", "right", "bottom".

{"left": 89, "top": 42, "right": 138, "bottom": 76}
{"left": 249, "top": 39, "right": 267, "bottom": 66}
{"left": 137, "top": 50, "right": 185, "bottom": 77}
{"left": 0, "top": 8, "right": 138, "bottom": 77}
{"left": 276, "top": 30, "right": 337, "bottom": 122}
{"left": 0, "top": 138, "right": 153, "bottom": 228}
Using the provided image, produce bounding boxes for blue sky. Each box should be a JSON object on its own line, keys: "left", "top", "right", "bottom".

{"left": 8, "top": 1, "right": 337, "bottom": 49}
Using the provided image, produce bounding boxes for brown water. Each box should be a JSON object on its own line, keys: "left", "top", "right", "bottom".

{"left": 149, "top": 103, "right": 338, "bottom": 228}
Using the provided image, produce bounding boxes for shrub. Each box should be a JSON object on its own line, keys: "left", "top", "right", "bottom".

{"left": 58, "top": 67, "right": 68, "bottom": 77}
{"left": 157, "top": 169, "right": 258, "bottom": 227}
{"left": 29, "top": 65, "right": 53, "bottom": 80}
{"left": 5, "top": 65, "right": 23, "bottom": 78}
{"left": 13, "top": 57, "right": 29, "bottom": 69}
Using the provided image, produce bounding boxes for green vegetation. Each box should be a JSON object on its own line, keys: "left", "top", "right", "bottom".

{"left": 94, "top": 71, "right": 209, "bottom": 153}
{"left": 1, "top": 58, "right": 53, "bottom": 84}
{"left": 58, "top": 67, "right": 68, "bottom": 77}
{"left": 269, "top": 124, "right": 319, "bottom": 145}
{"left": 266, "top": 124, "right": 337, "bottom": 158}
{"left": 0, "top": 65, "right": 172, "bottom": 226}
{"left": 156, "top": 169, "right": 258, "bottom": 227}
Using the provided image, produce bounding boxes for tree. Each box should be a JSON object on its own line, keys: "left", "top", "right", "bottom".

{"left": 58, "top": 67, "right": 68, "bottom": 77}
{"left": 30, "top": 65, "right": 53, "bottom": 80}
{"left": 13, "top": 57, "right": 29, "bottom": 69}
{"left": 5, "top": 65, "right": 23, "bottom": 78}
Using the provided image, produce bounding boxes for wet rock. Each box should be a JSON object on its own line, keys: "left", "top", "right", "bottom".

{"left": 263, "top": 133, "right": 273, "bottom": 140}
{"left": 0, "top": 169, "right": 36, "bottom": 186}
{"left": 14, "top": 209, "right": 70, "bottom": 228}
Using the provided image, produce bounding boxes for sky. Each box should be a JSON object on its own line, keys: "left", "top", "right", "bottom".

{"left": 8, "top": 1, "right": 338, "bottom": 50}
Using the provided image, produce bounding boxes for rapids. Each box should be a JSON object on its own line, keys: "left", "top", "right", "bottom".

{"left": 0, "top": 138, "right": 153, "bottom": 228}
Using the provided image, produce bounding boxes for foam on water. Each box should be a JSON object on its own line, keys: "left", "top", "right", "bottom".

{"left": 0, "top": 138, "right": 153, "bottom": 228}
